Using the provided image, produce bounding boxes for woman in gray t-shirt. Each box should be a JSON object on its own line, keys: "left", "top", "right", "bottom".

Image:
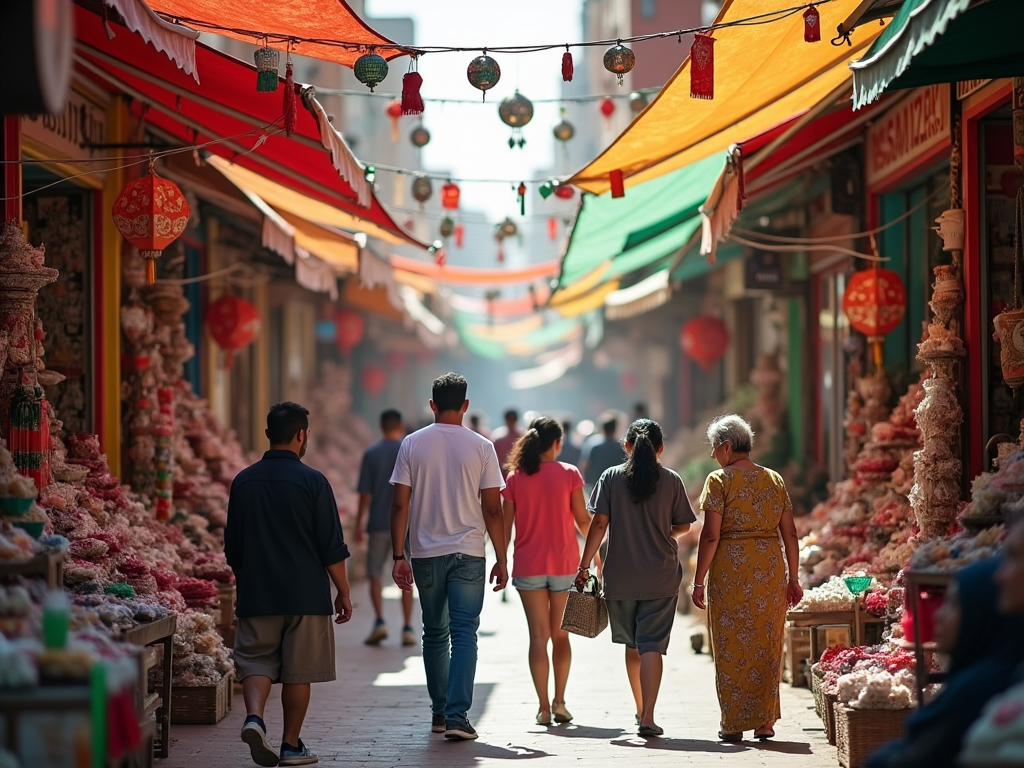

{"left": 576, "top": 419, "right": 695, "bottom": 737}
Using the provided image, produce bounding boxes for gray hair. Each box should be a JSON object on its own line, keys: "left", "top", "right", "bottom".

{"left": 706, "top": 414, "right": 755, "bottom": 454}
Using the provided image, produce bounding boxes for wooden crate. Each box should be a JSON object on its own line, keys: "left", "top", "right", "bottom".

{"left": 216, "top": 584, "right": 236, "bottom": 629}
{"left": 783, "top": 626, "right": 811, "bottom": 687}
{"left": 171, "top": 675, "right": 232, "bottom": 725}
{"left": 835, "top": 704, "right": 909, "bottom": 768}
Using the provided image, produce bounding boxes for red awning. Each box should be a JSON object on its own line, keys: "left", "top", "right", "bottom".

{"left": 73, "top": 5, "right": 422, "bottom": 247}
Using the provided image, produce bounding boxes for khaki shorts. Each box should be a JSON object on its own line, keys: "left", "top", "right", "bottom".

{"left": 233, "top": 615, "right": 336, "bottom": 684}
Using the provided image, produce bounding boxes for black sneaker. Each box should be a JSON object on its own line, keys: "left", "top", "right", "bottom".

{"left": 279, "top": 737, "right": 318, "bottom": 765}
{"left": 444, "top": 721, "right": 479, "bottom": 740}
{"left": 431, "top": 713, "right": 446, "bottom": 733}
{"left": 240, "top": 715, "right": 279, "bottom": 767}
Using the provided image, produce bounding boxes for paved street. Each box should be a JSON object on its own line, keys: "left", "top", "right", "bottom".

{"left": 167, "top": 586, "right": 837, "bottom": 767}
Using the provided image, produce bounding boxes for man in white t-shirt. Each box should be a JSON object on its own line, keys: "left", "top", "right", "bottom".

{"left": 389, "top": 372, "right": 507, "bottom": 741}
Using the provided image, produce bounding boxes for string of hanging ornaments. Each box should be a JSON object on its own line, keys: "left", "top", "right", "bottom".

{"left": 234, "top": 1, "right": 833, "bottom": 107}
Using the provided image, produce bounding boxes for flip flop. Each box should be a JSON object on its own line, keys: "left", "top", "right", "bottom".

{"left": 718, "top": 731, "right": 742, "bottom": 742}
{"left": 638, "top": 724, "right": 664, "bottom": 737}
{"left": 755, "top": 729, "right": 775, "bottom": 741}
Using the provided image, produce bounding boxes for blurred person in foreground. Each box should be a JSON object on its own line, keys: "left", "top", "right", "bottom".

{"left": 580, "top": 414, "right": 627, "bottom": 491}
{"left": 491, "top": 409, "right": 523, "bottom": 477}
{"left": 557, "top": 420, "right": 582, "bottom": 468}
{"left": 691, "top": 414, "right": 801, "bottom": 743}
{"left": 355, "top": 408, "right": 414, "bottom": 647}
{"left": 226, "top": 402, "right": 352, "bottom": 767}
{"left": 866, "top": 550, "right": 1024, "bottom": 768}
{"left": 577, "top": 419, "right": 694, "bottom": 737}
{"left": 390, "top": 373, "right": 508, "bottom": 741}
{"left": 502, "top": 417, "right": 591, "bottom": 725}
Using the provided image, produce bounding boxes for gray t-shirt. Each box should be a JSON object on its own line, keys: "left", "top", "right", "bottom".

{"left": 357, "top": 439, "right": 403, "bottom": 533}
{"left": 588, "top": 464, "right": 695, "bottom": 600}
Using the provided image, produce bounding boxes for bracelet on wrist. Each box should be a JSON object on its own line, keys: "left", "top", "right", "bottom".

{"left": 691, "top": 584, "right": 705, "bottom": 590}
{"left": 578, "top": 565, "right": 588, "bottom": 572}
{"left": 393, "top": 554, "right": 406, "bottom": 561}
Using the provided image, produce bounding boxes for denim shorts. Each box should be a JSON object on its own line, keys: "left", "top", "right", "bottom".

{"left": 512, "top": 574, "right": 577, "bottom": 592}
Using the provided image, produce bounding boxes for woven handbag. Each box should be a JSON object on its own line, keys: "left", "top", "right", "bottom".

{"left": 560, "top": 574, "right": 609, "bottom": 638}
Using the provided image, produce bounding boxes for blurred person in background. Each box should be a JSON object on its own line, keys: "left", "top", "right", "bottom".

{"left": 491, "top": 409, "right": 523, "bottom": 478}
{"left": 355, "top": 409, "right": 415, "bottom": 647}
{"left": 691, "top": 414, "right": 801, "bottom": 743}
{"left": 502, "top": 417, "right": 590, "bottom": 726}
{"left": 577, "top": 419, "right": 694, "bottom": 737}
{"left": 469, "top": 413, "right": 490, "bottom": 439}
{"left": 580, "top": 415, "right": 626, "bottom": 491}
{"left": 558, "top": 420, "right": 582, "bottom": 468}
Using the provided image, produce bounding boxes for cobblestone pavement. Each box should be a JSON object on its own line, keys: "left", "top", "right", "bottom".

{"left": 167, "top": 586, "right": 837, "bottom": 767}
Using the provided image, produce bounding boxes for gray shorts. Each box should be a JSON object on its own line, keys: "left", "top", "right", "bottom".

{"left": 366, "top": 530, "right": 392, "bottom": 578}
{"left": 512, "top": 574, "right": 576, "bottom": 592}
{"left": 233, "top": 614, "right": 335, "bottom": 684}
{"left": 607, "top": 595, "right": 678, "bottom": 655}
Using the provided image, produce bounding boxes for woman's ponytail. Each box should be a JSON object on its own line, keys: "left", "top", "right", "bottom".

{"left": 624, "top": 418, "right": 664, "bottom": 502}
{"left": 505, "top": 416, "right": 563, "bottom": 476}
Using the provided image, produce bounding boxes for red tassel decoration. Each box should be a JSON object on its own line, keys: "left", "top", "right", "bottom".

{"left": 561, "top": 47, "right": 574, "bottom": 82}
{"left": 283, "top": 60, "right": 297, "bottom": 137}
{"left": 517, "top": 182, "right": 527, "bottom": 216}
{"left": 690, "top": 33, "right": 715, "bottom": 100}
{"left": 547, "top": 217, "right": 558, "bottom": 241}
{"left": 804, "top": 5, "right": 821, "bottom": 42}
{"left": 497, "top": 243, "right": 505, "bottom": 263}
{"left": 434, "top": 247, "right": 446, "bottom": 267}
{"left": 402, "top": 71, "right": 425, "bottom": 115}
{"left": 609, "top": 169, "right": 625, "bottom": 198}
{"left": 454, "top": 223, "right": 465, "bottom": 248}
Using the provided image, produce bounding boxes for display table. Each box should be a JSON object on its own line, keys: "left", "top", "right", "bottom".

{"left": 0, "top": 552, "right": 64, "bottom": 588}
{"left": 787, "top": 603, "right": 886, "bottom": 666}
{"left": 121, "top": 614, "right": 176, "bottom": 759}
{"left": 901, "top": 570, "right": 954, "bottom": 706}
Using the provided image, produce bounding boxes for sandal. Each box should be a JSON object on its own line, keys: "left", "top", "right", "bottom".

{"left": 754, "top": 729, "right": 775, "bottom": 741}
{"left": 536, "top": 709, "right": 552, "bottom": 726}
{"left": 552, "top": 702, "right": 573, "bottom": 723}
{"left": 719, "top": 731, "right": 742, "bottom": 742}
{"left": 638, "top": 724, "right": 664, "bottom": 737}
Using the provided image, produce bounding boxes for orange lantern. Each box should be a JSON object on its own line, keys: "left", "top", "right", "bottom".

{"left": 335, "top": 310, "right": 365, "bottom": 354}
{"left": 681, "top": 316, "right": 730, "bottom": 371}
{"left": 385, "top": 99, "right": 402, "bottom": 142}
{"left": 361, "top": 366, "right": 387, "bottom": 397}
{"left": 842, "top": 265, "right": 907, "bottom": 366}
{"left": 206, "top": 295, "right": 261, "bottom": 368}
{"left": 441, "top": 181, "right": 461, "bottom": 210}
{"left": 112, "top": 163, "right": 190, "bottom": 284}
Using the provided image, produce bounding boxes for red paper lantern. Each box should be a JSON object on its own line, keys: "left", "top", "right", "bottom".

{"left": 842, "top": 266, "right": 907, "bottom": 365}
{"left": 554, "top": 184, "right": 575, "bottom": 200}
{"left": 441, "top": 181, "right": 461, "bottom": 210}
{"left": 681, "top": 316, "right": 730, "bottom": 371}
{"left": 335, "top": 310, "right": 365, "bottom": 354}
{"left": 206, "top": 295, "right": 261, "bottom": 368}
{"left": 619, "top": 372, "right": 636, "bottom": 394}
{"left": 361, "top": 366, "right": 388, "bottom": 397}
{"left": 112, "top": 165, "right": 190, "bottom": 284}
{"left": 599, "top": 97, "right": 615, "bottom": 128}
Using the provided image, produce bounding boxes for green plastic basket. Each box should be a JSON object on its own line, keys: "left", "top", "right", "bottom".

{"left": 0, "top": 497, "right": 34, "bottom": 516}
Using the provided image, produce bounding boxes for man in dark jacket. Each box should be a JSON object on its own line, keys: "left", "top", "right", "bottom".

{"left": 225, "top": 402, "right": 352, "bottom": 767}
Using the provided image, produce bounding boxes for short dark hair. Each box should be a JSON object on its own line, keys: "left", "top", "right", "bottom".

{"left": 602, "top": 417, "right": 618, "bottom": 436}
{"left": 432, "top": 372, "right": 468, "bottom": 413}
{"left": 380, "top": 409, "right": 402, "bottom": 432}
{"left": 504, "top": 409, "right": 519, "bottom": 423}
{"left": 267, "top": 402, "right": 309, "bottom": 444}
{"left": 562, "top": 420, "right": 572, "bottom": 434}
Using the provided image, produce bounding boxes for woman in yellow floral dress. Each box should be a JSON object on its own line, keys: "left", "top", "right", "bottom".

{"left": 691, "top": 415, "right": 803, "bottom": 742}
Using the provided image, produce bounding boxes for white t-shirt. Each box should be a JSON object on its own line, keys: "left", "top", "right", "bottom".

{"left": 389, "top": 423, "right": 505, "bottom": 558}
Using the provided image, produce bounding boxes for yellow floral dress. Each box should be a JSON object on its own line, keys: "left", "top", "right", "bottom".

{"left": 699, "top": 467, "right": 791, "bottom": 733}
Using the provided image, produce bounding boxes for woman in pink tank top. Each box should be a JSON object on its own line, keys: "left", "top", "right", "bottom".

{"left": 502, "top": 417, "right": 591, "bottom": 726}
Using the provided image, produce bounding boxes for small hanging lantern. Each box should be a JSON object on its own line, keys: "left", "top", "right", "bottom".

{"left": 361, "top": 366, "right": 388, "bottom": 397}
{"left": 681, "top": 316, "right": 730, "bottom": 371}
{"left": 804, "top": 5, "right": 821, "bottom": 43}
{"left": 599, "top": 97, "right": 615, "bottom": 128}
{"left": 498, "top": 91, "right": 534, "bottom": 149}
{"left": 562, "top": 46, "right": 574, "bottom": 82}
{"left": 454, "top": 223, "right": 465, "bottom": 248}
{"left": 517, "top": 182, "right": 527, "bottom": 216}
{"left": 609, "top": 169, "right": 625, "bottom": 199}
{"left": 554, "top": 184, "right": 575, "bottom": 200}
{"left": 547, "top": 217, "right": 558, "bottom": 241}
{"left": 253, "top": 46, "right": 280, "bottom": 92}
{"left": 401, "top": 58, "right": 425, "bottom": 115}
{"left": 842, "top": 265, "right": 907, "bottom": 367}
{"left": 603, "top": 42, "right": 635, "bottom": 86}
{"left": 354, "top": 51, "right": 389, "bottom": 92}
{"left": 410, "top": 125, "right": 431, "bottom": 148}
{"left": 385, "top": 100, "right": 402, "bottom": 142}
{"left": 467, "top": 53, "right": 501, "bottom": 101}
{"left": 498, "top": 217, "right": 518, "bottom": 238}
{"left": 335, "top": 310, "right": 365, "bottom": 354}
{"left": 441, "top": 181, "right": 460, "bottom": 210}
{"left": 440, "top": 215, "right": 455, "bottom": 239}
{"left": 629, "top": 90, "right": 648, "bottom": 114}
{"left": 539, "top": 182, "right": 554, "bottom": 199}
{"left": 112, "top": 160, "right": 191, "bottom": 284}
{"left": 411, "top": 174, "right": 433, "bottom": 206}
{"left": 690, "top": 33, "right": 715, "bottom": 100}
{"left": 206, "top": 294, "right": 261, "bottom": 368}
{"left": 553, "top": 118, "right": 575, "bottom": 142}
{"left": 283, "top": 55, "right": 296, "bottom": 136}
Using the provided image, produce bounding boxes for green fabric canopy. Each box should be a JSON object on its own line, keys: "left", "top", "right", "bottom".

{"left": 851, "top": 0, "right": 1024, "bottom": 109}
{"left": 556, "top": 152, "right": 724, "bottom": 290}
{"left": 453, "top": 312, "right": 582, "bottom": 360}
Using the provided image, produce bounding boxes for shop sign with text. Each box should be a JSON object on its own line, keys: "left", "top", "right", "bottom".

{"left": 867, "top": 84, "right": 949, "bottom": 187}
{"left": 22, "top": 86, "right": 107, "bottom": 166}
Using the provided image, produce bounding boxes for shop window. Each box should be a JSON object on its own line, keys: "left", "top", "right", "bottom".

{"left": 24, "top": 191, "right": 94, "bottom": 435}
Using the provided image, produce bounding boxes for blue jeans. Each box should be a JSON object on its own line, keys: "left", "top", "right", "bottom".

{"left": 411, "top": 554, "right": 485, "bottom": 726}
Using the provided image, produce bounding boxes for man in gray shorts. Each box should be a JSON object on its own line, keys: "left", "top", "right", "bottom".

{"left": 355, "top": 409, "right": 414, "bottom": 646}
{"left": 225, "top": 402, "right": 353, "bottom": 767}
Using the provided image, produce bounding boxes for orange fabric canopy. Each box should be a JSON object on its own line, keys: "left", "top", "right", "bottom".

{"left": 389, "top": 256, "right": 560, "bottom": 287}
{"left": 146, "top": 0, "right": 407, "bottom": 66}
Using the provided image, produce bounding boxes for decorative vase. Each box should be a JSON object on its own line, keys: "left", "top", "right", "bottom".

{"left": 933, "top": 209, "right": 965, "bottom": 252}
{"left": 929, "top": 265, "right": 963, "bottom": 327}
{"left": 993, "top": 308, "right": 1024, "bottom": 389}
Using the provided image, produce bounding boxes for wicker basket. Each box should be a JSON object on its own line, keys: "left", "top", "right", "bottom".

{"left": 560, "top": 576, "right": 608, "bottom": 638}
{"left": 811, "top": 672, "right": 839, "bottom": 744}
{"left": 171, "top": 674, "right": 233, "bottom": 725}
{"left": 834, "top": 704, "right": 909, "bottom": 768}
{"left": 784, "top": 626, "right": 811, "bottom": 687}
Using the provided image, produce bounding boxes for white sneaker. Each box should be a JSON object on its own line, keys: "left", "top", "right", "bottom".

{"left": 240, "top": 716, "right": 279, "bottom": 767}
